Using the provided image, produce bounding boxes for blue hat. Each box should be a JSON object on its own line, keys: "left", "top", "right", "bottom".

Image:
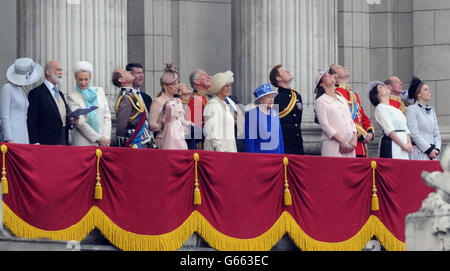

{"left": 253, "top": 83, "right": 277, "bottom": 101}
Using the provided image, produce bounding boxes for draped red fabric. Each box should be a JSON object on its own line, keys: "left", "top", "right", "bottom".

{"left": 1, "top": 143, "right": 442, "bottom": 244}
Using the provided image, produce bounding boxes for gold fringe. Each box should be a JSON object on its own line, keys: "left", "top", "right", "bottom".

{"left": 2, "top": 203, "right": 95, "bottom": 242}
{"left": 1, "top": 145, "right": 8, "bottom": 195}
{"left": 2, "top": 202, "right": 405, "bottom": 251}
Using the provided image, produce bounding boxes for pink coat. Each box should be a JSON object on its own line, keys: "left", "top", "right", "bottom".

{"left": 161, "top": 98, "right": 188, "bottom": 150}
{"left": 314, "top": 94, "right": 356, "bottom": 158}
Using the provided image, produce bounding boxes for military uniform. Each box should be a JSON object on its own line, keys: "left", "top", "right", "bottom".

{"left": 115, "top": 87, "right": 152, "bottom": 148}
{"left": 274, "top": 87, "right": 304, "bottom": 155}
{"left": 335, "top": 84, "right": 374, "bottom": 157}
{"left": 184, "top": 90, "right": 210, "bottom": 150}
{"left": 389, "top": 95, "right": 406, "bottom": 115}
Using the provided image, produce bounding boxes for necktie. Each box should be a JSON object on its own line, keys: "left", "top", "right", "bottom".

{"left": 53, "top": 86, "right": 60, "bottom": 102}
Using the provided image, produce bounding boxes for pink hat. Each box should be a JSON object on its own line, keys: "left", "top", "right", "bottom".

{"left": 315, "top": 68, "right": 330, "bottom": 89}
{"left": 161, "top": 64, "right": 180, "bottom": 85}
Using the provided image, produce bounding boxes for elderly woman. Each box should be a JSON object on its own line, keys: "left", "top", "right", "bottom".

{"left": 203, "top": 71, "right": 237, "bottom": 153}
{"left": 244, "top": 83, "right": 284, "bottom": 154}
{"left": 149, "top": 64, "right": 182, "bottom": 149}
{"left": 67, "top": 61, "right": 111, "bottom": 147}
{"left": 1, "top": 58, "right": 43, "bottom": 144}
{"left": 406, "top": 76, "right": 441, "bottom": 160}
{"left": 314, "top": 68, "right": 357, "bottom": 157}
{"left": 368, "top": 81, "right": 412, "bottom": 159}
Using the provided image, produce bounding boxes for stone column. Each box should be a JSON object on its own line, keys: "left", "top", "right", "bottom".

{"left": 17, "top": 0, "right": 128, "bottom": 106}
{"left": 232, "top": 0, "right": 338, "bottom": 154}
{"left": 128, "top": 0, "right": 173, "bottom": 98}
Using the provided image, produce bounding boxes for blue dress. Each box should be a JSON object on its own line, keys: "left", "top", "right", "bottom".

{"left": 244, "top": 106, "right": 284, "bottom": 154}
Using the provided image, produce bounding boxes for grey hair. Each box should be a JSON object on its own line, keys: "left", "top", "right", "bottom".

{"left": 189, "top": 69, "right": 202, "bottom": 89}
{"left": 73, "top": 61, "right": 94, "bottom": 77}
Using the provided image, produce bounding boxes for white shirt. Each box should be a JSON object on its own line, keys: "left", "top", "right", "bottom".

{"left": 44, "top": 79, "right": 60, "bottom": 100}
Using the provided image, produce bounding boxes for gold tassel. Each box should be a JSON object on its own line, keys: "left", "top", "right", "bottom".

{"left": 283, "top": 157, "right": 292, "bottom": 206}
{"left": 1, "top": 144, "right": 8, "bottom": 195}
{"left": 371, "top": 161, "right": 379, "bottom": 211}
{"left": 193, "top": 153, "right": 201, "bottom": 206}
{"left": 95, "top": 149, "right": 103, "bottom": 200}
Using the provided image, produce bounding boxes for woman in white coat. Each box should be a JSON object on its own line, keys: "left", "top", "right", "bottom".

{"left": 1, "top": 58, "right": 43, "bottom": 144}
{"left": 67, "top": 61, "right": 111, "bottom": 147}
{"left": 203, "top": 71, "right": 237, "bottom": 153}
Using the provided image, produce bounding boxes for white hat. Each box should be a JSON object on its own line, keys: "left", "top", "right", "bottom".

{"left": 73, "top": 61, "right": 94, "bottom": 75}
{"left": 209, "top": 71, "right": 234, "bottom": 95}
{"left": 7, "top": 58, "right": 43, "bottom": 86}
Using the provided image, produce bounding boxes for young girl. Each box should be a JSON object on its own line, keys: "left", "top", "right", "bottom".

{"left": 160, "top": 98, "right": 188, "bottom": 150}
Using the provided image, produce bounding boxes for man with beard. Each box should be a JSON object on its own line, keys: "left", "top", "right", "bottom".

{"left": 27, "top": 60, "right": 77, "bottom": 145}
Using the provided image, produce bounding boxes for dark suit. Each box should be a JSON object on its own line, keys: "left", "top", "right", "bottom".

{"left": 27, "top": 82, "right": 71, "bottom": 145}
{"left": 274, "top": 87, "right": 304, "bottom": 155}
{"left": 140, "top": 91, "right": 153, "bottom": 113}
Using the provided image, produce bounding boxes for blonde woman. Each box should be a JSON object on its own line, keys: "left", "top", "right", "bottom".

{"left": 67, "top": 61, "right": 111, "bottom": 146}
{"left": 203, "top": 71, "right": 237, "bottom": 153}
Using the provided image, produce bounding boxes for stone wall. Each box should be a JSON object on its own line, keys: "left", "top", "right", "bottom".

{"left": 0, "top": 0, "right": 17, "bottom": 85}
{"left": 413, "top": 0, "right": 450, "bottom": 146}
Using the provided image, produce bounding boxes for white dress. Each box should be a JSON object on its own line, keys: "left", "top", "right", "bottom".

{"left": 375, "top": 104, "right": 410, "bottom": 160}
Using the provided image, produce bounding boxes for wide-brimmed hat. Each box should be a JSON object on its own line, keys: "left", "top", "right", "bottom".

{"left": 7, "top": 58, "right": 43, "bottom": 86}
{"left": 408, "top": 76, "right": 423, "bottom": 100}
{"left": 209, "top": 71, "right": 234, "bottom": 95}
{"left": 253, "top": 83, "right": 277, "bottom": 101}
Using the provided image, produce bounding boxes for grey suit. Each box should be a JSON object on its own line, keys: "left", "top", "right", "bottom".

{"left": 0, "top": 83, "right": 29, "bottom": 144}
{"left": 406, "top": 102, "right": 441, "bottom": 160}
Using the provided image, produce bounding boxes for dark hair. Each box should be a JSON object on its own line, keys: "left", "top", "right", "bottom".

{"left": 313, "top": 79, "right": 325, "bottom": 124}
{"left": 314, "top": 80, "right": 325, "bottom": 101}
{"left": 126, "top": 63, "right": 144, "bottom": 72}
{"left": 384, "top": 78, "right": 392, "bottom": 86}
{"left": 269, "top": 64, "right": 282, "bottom": 87}
{"left": 369, "top": 85, "right": 380, "bottom": 107}
{"left": 112, "top": 71, "right": 123, "bottom": 88}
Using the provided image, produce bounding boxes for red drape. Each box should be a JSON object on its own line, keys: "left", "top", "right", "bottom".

{"left": 1, "top": 143, "right": 441, "bottom": 250}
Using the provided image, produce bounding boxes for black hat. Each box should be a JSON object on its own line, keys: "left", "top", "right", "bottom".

{"left": 408, "top": 76, "right": 423, "bottom": 100}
